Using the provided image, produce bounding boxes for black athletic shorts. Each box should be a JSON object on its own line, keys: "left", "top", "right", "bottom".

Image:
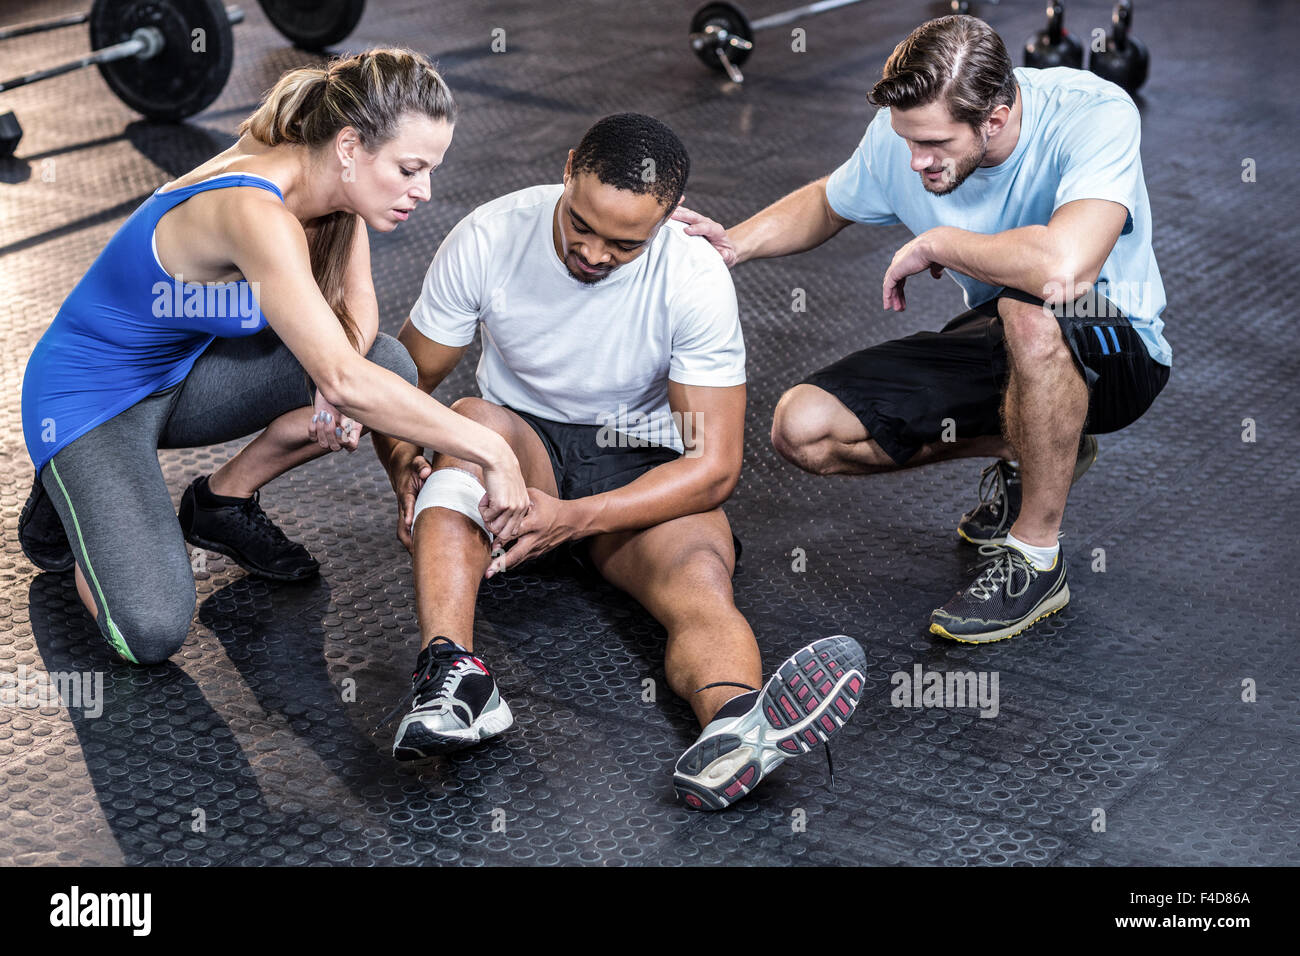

{"left": 510, "top": 407, "right": 680, "bottom": 500}
{"left": 507, "top": 407, "right": 744, "bottom": 571}
{"left": 802, "top": 287, "right": 1171, "bottom": 465}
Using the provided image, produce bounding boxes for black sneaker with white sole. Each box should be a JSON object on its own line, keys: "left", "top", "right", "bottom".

{"left": 178, "top": 474, "right": 319, "bottom": 582}
{"left": 957, "top": 434, "right": 1099, "bottom": 546}
{"left": 929, "top": 544, "right": 1069, "bottom": 644}
{"left": 386, "top": 638, "right": 514, "bottom": 761}
{"left": 18, "top": 470, "right": 74, "bottom": 573}
{"left": 673, "top": 635, "right": 868, "bottom": 811}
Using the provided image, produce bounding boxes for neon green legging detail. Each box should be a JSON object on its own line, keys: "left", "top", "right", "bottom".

{"left": 46, "top": 461, "right": 139, "bottom": 664}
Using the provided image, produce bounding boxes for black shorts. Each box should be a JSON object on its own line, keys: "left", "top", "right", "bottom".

{"left": 510, "top": 407, "right": 680, "bottom": 500}
{"left": 508, "top": 407, "right": 744, "bottom": 571}
{"left": 802, "top": 288, "right": 1171, "bottom": 465}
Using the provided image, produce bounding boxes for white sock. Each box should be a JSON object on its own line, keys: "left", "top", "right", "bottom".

{"left": 1004, "top": 532, "right": 1059, "bottom": 571}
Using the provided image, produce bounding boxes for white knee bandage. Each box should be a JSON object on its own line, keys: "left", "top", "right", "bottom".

{"left": 410, "top": 467, "right": 493, "bottom": 542}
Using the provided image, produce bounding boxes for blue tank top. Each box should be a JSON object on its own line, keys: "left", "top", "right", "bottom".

{"left": 21, "top": 173, "right": 284, "bottom": 474}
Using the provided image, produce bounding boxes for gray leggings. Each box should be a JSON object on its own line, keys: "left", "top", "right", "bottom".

{"left": 39, "top": 328, "right": 417, "bottom": 665}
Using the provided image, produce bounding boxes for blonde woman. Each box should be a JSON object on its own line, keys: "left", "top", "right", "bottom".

{"left": 19, "top": 49, "right": 529, "bottom": 666}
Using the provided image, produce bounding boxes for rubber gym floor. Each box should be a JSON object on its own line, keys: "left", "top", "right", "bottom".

{"left": 0, "top": 0, "right": 1296, "bottom": 867}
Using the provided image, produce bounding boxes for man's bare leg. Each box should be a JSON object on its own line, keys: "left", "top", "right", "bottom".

{"left": 997, "top": 297, "right": 1089, "bottom": 548}
{"left": 771, "top": 383, "right": 1013, "bottom": 477}
{"left": 587, "top": 508, "right": 759, "bottom": 727}
{"left": 410, "top": 398, "right": 558, "bottom": 653}
{"left": 589, "top": 507, "right": 869, "bottom": 809}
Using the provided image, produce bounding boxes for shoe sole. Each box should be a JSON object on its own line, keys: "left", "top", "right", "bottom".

{"left": 673, "top": 635, "right": 867, "bottom": 811}
{"left": 956, "top": 525, "right": 1004, "bottom": 547}
{"left": 929, "top": 581, "right": 1070, "bottom": 644}
{"left": 393, "top": 698, "right": 514, "bottom": 761}
{"left": 182, "top": 531, "right": 319, "bottom": 583}
{"left": 955, "top": 436, "right": 1100, "bottom": 546}
{"left": 18, "top": 474, "right": 74, "bottom": 573}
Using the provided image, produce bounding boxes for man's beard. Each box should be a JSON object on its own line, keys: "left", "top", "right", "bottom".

{"left": 924, "top": 134, "right": 989, "bottom": 196}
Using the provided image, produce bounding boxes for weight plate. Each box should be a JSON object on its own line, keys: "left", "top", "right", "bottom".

{"left": 690, "top": 2, "right": 754, "bottom": 72}
{"left": 89, "top": 0, "right": 234, "bottom": 122}
{"left": 257, "top": 0, "right": 365, "bottom": 51}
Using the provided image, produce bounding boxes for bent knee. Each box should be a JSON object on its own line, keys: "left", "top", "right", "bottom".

{"left": 771, "top": 386, "right": 850, "bottom": 475}
{"left": 446, "top": 397, "right": 520, "bottom": 453}
{"left": 772, "top": 386, "right": 829, "bottom": 454}
{"left": 106, "top": 590, "right": 196, "bottom": 666}
{"left": 669, "top": 546, "right": 736, "bottom": 594}
{"left": 449, "top": 396, "right": 508, "bottom": 427}
{"left": 366, "top": 333, "right": 418, "bottom": 387}
{"left": 999, "top": 298, "right": 1069, "bottom": 364}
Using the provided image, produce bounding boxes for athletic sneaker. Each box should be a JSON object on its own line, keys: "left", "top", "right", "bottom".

{"left": 957, "top": 434, "right": 1099, "bottom": 546}
{"left": 387, "top": 638, "right": 514, "bottom": 760}
{"left": 673, "top": 635, "right": 868, "bottom": 811}
{"left": 929, "top": 544, "right": 1069, "bottom": 644}
{"left": 18, "top": 470, "right": 74, "bottom": 573}
{"left": 178, "top": 474, "right": 319, "bottom": 582}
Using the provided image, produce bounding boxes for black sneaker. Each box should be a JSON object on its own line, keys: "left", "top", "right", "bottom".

{"left": 673, "top": 635, "right": 867, "bottom": 811}
{"left": 177, "top": 475, "right": 319, "bottom": 582}
{"left": 929, "top": 544, "right": 1069, "bottom": 644}
{"left": 957, "top": 434, "right": 1099, "bottom": 546}
{"left": 385, "top": 638, "right": 514, "bottom": 760}
{"left": 18, "top": 470, "right": 74, "bottom": 573}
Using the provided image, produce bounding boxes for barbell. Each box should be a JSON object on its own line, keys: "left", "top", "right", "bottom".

{"left": 689, "top": 0, "right": 996, "bottom": 84}
{"left": 689, "top": 0, "right": 865, "bottom": 84}
{"left": 0, "top": 0, "right": 367, "bottom": 159}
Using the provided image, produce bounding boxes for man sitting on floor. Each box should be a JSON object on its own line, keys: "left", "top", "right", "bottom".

{"left": 372, "top": 113, "right": 867, "bottom": 810}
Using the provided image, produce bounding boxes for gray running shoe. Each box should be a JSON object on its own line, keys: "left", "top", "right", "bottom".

{"left": 929, "top": 544, "right": 1069, "bottom": 644}
{"left": 957, "top": 434, "right": 1099, "bottom": 546}
{"left": 673, "top": 635, "right": 867, "bottom": 810}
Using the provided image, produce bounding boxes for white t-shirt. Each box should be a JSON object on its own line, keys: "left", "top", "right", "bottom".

{"left": 411, "top": 184, "right": 746, "bottom": 453}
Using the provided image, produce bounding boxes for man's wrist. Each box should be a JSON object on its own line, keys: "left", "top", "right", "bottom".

{"left": 922, "top": 227, "right": 948, "bottom": 266}
{"left": 563, "top": 495, "right": 601, "bottom": 539}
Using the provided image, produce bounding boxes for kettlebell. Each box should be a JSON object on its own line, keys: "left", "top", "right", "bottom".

{"left": 1089, "top": 0, "right": 1150, "bottom": 92}
{"left": 1024, "top": 1, "right": 1084, "bottom": 69}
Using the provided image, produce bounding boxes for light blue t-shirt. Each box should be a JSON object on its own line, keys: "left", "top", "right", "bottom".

{"left": 825, "top": 66, "right": 1171, "bottom": 366}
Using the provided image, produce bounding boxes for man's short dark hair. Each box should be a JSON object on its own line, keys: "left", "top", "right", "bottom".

{"left": 570, "top": 112, "right": 690, "bottom": 210}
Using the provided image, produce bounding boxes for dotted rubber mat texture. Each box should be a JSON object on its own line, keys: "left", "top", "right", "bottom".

{"left": 1, "top": 0, "right": 1297, "bottom": 866}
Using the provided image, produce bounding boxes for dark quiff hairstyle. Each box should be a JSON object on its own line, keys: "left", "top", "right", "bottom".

{"left": 570, "top": 113, "right": 690, "bottom": 210}
{"left": 868, "top": 16, "right": 1017, "bottom": 133}
{"left": 239, "top": 48, "right": 456, "bottom": 352}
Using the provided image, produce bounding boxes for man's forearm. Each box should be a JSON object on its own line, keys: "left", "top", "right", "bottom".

{"left": 925, "top": 225, "right": 1084, "bottom": 302}
{"left": 731, "top": 177, "right": 850, "bottom": 265}
{"left": 568, "top": 458, "right": 738, "bottom": 539}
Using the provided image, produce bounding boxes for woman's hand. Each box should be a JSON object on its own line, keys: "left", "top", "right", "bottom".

{"left": 309, "top": 389, "right": 360, "bottom": 453}
{"left": 478, "top": 447, "right": 531, "bottom": 543}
